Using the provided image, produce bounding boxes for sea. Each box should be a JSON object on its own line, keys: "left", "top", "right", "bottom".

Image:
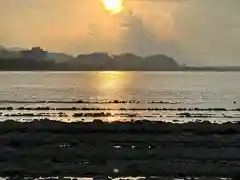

{"left": 0, "top": 71, "right": 240, "bottom": 123}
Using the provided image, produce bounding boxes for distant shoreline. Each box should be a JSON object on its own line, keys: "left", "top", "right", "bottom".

{"left": 1, "top": 69, "right": 240, "bottom": 72}
{"left": 2, "top": 50, "right": 240, "bottom": 72}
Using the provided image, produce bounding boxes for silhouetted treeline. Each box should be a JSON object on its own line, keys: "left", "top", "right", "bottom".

{"left": 0, "top": 53, "right": 181, "bottom": 71}
{"left": 1, "top": 55, "right": 240, "bottom": 71}
{"left": 0, "top": 58, "right": 56, "bottom": 70}
{"left": 182, "top": 66, "right": 240, "bottom": 72}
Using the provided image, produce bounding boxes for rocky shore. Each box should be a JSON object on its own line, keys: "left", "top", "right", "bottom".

{"left": 0, "top": 120, "right": 240, "bottom": 178}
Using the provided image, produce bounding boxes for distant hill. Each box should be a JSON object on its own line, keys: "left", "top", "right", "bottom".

{"left": 47, "top": 52, "right": 74, "bottom": 62}
{"left": 0, "top": 46, "right": 74, "bottom": 63}
{"left": 113, "top": 53, "right": 144, "bottom": 70}
{"left": 2, "top": 46, "right": 240, "bottom": 71}
{"left": 0, "top": 46, "right": 21, "bottom": 59}
{"left": 0, "top": 47, "right": 181, "bottom": 70}
{"left": 0, "top": 46, "right": 180, "bottom": 71}
{"left": 8, "top": 47, "right": 27, "bottom": 52}
{"left": 73, "top": 52, "right": 180, "bottom": 71}
{"left": 0, "top": 45, "right": 27, "bottom": 52}
{"left": 144, "top": 55, "right": 180, "bottom": 70}
{"left": 76, "top": 52, "right": 114, "bottom": 63}
{"left": 74, "top": 53, "right": 115, "bottom": 70}
{"left": 0, "top": 45, "right": 5, "bottom": 51}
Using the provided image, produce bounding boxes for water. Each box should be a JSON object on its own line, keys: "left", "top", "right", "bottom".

{"left": 0, "top": 71, "right": 240, "bottom": 123}
{"left": 0, "top": 72, "right": 239, "bottom": 179}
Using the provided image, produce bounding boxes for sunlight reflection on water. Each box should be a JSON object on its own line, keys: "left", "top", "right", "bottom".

{"left": 92, "top": 71, "right": 132, "bottom": 96}
{"left": 92, "top": 71, "right": 133, "bottom": 122}
{"left": 1, "top": 72, "right": 240, "bottom": 123}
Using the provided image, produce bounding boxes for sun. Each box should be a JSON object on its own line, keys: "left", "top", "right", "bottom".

{"left": 102, "top": 0, "right": 123, "bottom": 14}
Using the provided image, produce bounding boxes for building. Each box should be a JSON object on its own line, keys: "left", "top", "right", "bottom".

{"left": 21, "top": 47, "right": 47, "bottom": 61}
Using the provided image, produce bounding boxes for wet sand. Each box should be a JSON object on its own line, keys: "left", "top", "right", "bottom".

{"left": 0, "top": 120, "right": 240, "bottom": 178}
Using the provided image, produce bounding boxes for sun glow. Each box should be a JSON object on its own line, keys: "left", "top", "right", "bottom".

{"left": 102, "top": 0, "right": 123, "bottom": 13}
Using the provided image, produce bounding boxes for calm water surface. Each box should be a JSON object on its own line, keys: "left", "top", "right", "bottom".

{"left": 0, "top": 71, "right": 239, "bottom": 123}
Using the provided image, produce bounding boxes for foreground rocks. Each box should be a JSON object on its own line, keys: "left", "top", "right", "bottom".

{"left": 1, "top": 120, "right": 240, "bottom": 178}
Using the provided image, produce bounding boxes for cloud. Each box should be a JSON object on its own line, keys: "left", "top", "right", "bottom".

{"left": 0, "top": 0, "right": 240, "bottom": 65}
{"left": 173, "top": 0, "right": 240, "bottom": 65}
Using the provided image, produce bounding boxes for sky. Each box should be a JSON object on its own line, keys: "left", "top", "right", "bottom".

{"left": 0, "top": 0, "right": 240, "bottom": 65}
